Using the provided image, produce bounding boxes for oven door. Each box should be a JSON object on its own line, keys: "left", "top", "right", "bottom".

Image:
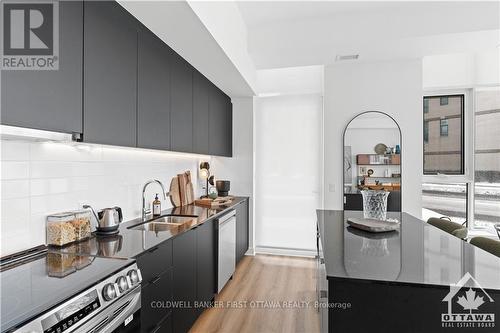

{"left": 74, "top": 286, "right": 141, "bottom": 333}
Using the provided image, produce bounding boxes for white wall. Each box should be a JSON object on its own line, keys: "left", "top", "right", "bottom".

{"left": 212, "top": 97, "right": 254, "bottom": 253}
{"left": 256, "top": 65, "right": 323, "bottom": 96}
{"left": 324, "top": 59, "right": 423, "bottom": 216}
{"left": 0, "top": 140, "right": 206, "bottom": 256}
{"left": 423, "top": 51, "right": 500, "bottom": 88}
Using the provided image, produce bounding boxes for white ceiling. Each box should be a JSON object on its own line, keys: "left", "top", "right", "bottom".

{"left": 236, "top": 1, "right": 500, "bottom": 69}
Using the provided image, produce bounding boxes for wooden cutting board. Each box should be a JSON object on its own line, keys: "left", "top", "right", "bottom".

{"left": 185, "top": 171, "right": 195, "bottom": 205}
{"left": 169, "top": 176, "right": 181, "bottom": 207}
{"left": 177, "top": 173, "right": 188, "bottom": 206}
{"left": 195, "top": 197, "right": 233, "bottom": 208}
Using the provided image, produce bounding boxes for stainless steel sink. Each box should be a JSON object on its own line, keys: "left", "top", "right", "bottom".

{"left": 128, "top": 215, "right": 197, "bottom": 232}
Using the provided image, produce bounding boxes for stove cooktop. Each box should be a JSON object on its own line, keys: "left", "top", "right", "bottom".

{"left": 0, "top": 249, "right": 134, "bottom": 333}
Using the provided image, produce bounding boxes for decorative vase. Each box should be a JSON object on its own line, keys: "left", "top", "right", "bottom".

{"left": 361, "top": 190, "right": 390, "bottom": 220}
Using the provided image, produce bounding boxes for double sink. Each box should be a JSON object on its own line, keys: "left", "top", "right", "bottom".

{"left": 128, "top": 215, "right": 198, "bottom": 233}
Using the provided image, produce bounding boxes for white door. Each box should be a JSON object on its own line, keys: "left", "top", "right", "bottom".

{"left": 255, "top": 94, "right": 322, "bottom": 253}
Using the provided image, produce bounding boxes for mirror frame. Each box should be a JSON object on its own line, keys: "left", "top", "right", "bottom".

{"left": 342, "top": 111, "right": 403, "bottom": 211}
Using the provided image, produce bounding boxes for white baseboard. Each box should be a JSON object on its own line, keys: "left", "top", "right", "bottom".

{"left": 254, "top": 246, "right": 316, "bottom": 258}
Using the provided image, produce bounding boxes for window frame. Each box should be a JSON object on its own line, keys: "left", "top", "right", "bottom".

{"left": 422, "top": 93, "right": 466, "bottom": 176}
{"left": 421, "top": 87, "right": 500, "bottom": 233}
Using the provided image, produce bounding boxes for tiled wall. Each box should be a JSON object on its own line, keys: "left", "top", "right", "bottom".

{"left": 1, "top": 139, "right": 209, "bottom": 256}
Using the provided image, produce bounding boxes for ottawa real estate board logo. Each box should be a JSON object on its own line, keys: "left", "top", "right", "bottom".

{"left": 1, "top": 0, "right": 59, "bottom": 70}
{"left": 441, "top": 272, "right": 496, "bottom": 329}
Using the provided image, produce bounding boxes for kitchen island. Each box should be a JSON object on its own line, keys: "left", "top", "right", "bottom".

{"left": 316, "top": 210, "right": 500, "bottom": 333}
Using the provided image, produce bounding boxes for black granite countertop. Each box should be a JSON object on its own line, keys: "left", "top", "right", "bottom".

{"left": 317, "top": 210, "right": 500, "bottom": 290}
{"left": 54, "top": 197, "right": 247, "bottom": 259}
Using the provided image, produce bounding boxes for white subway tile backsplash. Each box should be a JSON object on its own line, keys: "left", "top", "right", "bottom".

{"left": 1, "top": 180, "right": 30, "bottom": 199}
{"left": 0, "top": 139, "right": 207, "bottom": 255}
{"left": 1, "top": 141, "right": 30, "bottom": 161}
{"left": 1, "top": 161, "right": 30, "bottom": 180}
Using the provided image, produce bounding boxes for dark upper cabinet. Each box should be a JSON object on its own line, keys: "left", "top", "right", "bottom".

{"left": 192, "top": 71, "right": 210, "bottom": 155}
{"left": 196, "top": 219, "right": 215, "bottom": 311}
{"left": 170, "top": 53, "right": 193, "bottom": 153}
{"left": 235, "top": 199, "right": 249, "bottom": 264}
{"left": 1, "top": 1, "right": 83, "bottom": 134}
{"left": 209, "top": 84, "right": 232, "bottom": 157}
{"left": 83, "top": 1, "right": 138, "bottom": 147}
{"left": 137, "top": 27, "right": 172, "bottom": 151}
{"left": 172, "top": 229, "right": 198, "bottom": 333}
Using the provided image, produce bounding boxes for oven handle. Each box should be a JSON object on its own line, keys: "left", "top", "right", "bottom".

{"left": 86, "top": 286, "right": 141, "bottom": 333}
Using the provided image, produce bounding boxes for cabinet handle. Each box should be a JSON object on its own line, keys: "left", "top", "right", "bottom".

{"left": 150, "top": 276, "right": 161, "bottom": 285}
{"left": 148, "top": 246, "right": 159, "bottom": 254}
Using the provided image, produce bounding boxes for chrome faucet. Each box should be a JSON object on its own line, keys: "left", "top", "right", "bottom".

{"left": 142, "top": 179, "right": 167, "bottom": 221}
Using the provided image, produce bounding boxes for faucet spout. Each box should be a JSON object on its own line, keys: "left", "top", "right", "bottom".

{"left": 142, "top": 179, "right": 167, "bottom": 221}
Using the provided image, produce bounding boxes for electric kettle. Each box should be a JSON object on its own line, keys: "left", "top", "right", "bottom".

{"left": 84, "top": 205, "right": 123, "bottom": 234}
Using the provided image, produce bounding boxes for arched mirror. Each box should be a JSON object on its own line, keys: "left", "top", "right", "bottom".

{"left": 343, "top": 111, "right": 402, "bottom": 212}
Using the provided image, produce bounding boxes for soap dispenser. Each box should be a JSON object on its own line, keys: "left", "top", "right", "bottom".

{"left": 153, "top": 193, "right": 161, "bottom": 217}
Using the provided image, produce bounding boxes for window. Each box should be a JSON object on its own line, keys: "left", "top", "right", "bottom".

{"left": 423, "top": 95, "right": 464, "bottom": 175}
{"left": 440, "top": 119, "right": 448, "bottom": 136}
{"left": 424, "top": 99, "right": 429, "bottom": 113}
{"left": 422, "top": 183, "right": 467, "bottom": 226}
{"left": 473, "top": 87, "right": 500, "bottom": 228}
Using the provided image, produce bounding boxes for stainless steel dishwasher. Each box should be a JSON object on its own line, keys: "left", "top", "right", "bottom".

{"left": 217, "top": 210, "right": 236, "bottom": 293}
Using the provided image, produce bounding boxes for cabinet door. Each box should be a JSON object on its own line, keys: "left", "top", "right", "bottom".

{"left": 192, "top": 71, "right": 210, "bottom": 154}
{"left": 235, "top": 199, "right": 249, "bottom": 264}
{"left": 196, "top": 219, "right": 215, "bottom": 312}
{"left": 141, "top": 269, "right": 173, "bottom": 333}
{"left": 209, "top": 86, "right": 232, "bottom": 157}
{"left": 1, "top": 1, "right": 83, "bottom": 134}
{"left": 173, "top": 230, "right": 197, "bottom": 333}
{"left": 137, "top": 27, "right": 172, "bottom": 150}
{"left": 170, "top": 53, "right": 193, "bottom": 153}
{"left": 83, "top": 1, "right": 137, "bottom": 147}
{"left": 136, "top": 239, "right": 172, "bottom": 285}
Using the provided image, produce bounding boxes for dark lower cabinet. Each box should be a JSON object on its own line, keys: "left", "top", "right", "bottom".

{"left": 235, "top": 199, "right": 249, "bottom": 264}
{"left": 83, "top": 1, "right": 138, "bottom": 147}
{"left": 141, "top": 269, "right": 173, "bottom": 333}
{"left": 137, "top": 26, "right": 172, "bottom": 151}
{"left": 172, "top": 229, "right": 197, "bottom": 333}
{"left": 1, "top": 0, "right": 83, "bottom": 134}
{"left": 196, "top": 220, "right": 216, "bottom": 315}
{"left": 135, "top": 240, "right": 173, "bottom": 333}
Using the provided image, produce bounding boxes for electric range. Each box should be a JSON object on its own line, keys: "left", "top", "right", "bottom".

{"left": 0, "top": 246, "right": 142, "bottom": 333}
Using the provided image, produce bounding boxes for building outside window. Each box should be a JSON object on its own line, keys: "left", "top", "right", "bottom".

{"left": 424, "top": 99, "right": 429, "bottom": 113}
{"left": 422, "top": 88, "right": 500, "bottom": 233}
{"left": 422, "top": 95, "right": 464, "bottom": 175}
{"left": 440, "top": 119, "right": 448, "bottom": 136}
{"left": 473, "top": 87, "right": 500, "bottom": 229}
{"left": 440, "top": 96, "right": 449, "bottom": 105}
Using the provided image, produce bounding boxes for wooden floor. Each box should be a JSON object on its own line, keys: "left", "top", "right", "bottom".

{"left": 190, "top": 254, "right": 320, "bottom": 333}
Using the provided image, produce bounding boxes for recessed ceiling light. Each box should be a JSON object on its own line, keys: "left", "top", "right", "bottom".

{"left": 335, "top": 54, "right": 359, "bottom": 61}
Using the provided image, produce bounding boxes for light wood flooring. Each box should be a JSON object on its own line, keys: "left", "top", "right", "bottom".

{"left": 190, "top": 254, "right": 320, "bottom": 333}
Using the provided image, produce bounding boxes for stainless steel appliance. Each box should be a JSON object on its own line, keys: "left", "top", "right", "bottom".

{"left": 217, "top": 210, "right": 236, "bottom": 292}
{"left": 84, "top": 205, "right": 123, "bottom": 234}
{"left": 0, "top": 247, "right": 141, "bottom": 333}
